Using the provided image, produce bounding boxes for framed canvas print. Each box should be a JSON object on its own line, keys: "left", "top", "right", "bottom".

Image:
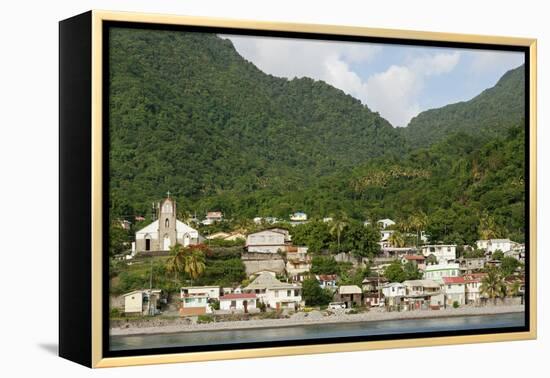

{"left": 59, "top": 10, "right": 537, "bottom": 368}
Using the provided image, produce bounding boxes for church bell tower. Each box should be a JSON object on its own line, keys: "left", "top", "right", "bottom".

{"left": 158, "top": 192, "right": 177, "bottom": 251}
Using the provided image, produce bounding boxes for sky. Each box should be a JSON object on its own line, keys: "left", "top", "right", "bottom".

{"left": 222, "top": 34, "right": 524, "bottom": 127}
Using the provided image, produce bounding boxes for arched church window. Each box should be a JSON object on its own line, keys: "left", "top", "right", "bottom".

{"left": 165, "top": 218, "right": 169, "bottom": 228}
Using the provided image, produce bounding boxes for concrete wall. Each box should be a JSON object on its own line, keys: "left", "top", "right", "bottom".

{"left": 244, "top": 259, "right": 285, "bottom": 276}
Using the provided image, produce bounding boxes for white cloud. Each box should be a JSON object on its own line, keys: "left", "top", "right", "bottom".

{"left": 223, "top": 35, "right": 460, "bottom": 127}
{"left": 468, "top": 50, "right": 524, "bottom": 74}
{"left": 364, "top": 65, "right": 420, "bottom": 127}
{"left": 366, "top": 52, "right": 460, "bottom": 126}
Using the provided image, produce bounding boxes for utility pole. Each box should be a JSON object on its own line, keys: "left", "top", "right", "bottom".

{"left": 148, "top": 256, "right": 153, "bottom": 316}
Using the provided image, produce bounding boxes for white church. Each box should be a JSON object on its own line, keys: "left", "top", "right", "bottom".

{"left": 131, "top": 194, "right": 203, "bottom": 255}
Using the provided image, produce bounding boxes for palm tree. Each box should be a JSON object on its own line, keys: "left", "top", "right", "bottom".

{"left": 480, "top": 268, "right": 505, "bottom": 305}
{"left": 330, "top": 214, "right": 348, "bottom": 253}
{"left": 508, "top": 281, "right": 521, "bottom": 297}
{"left": 165, "top": 243, "right": 206, "bottom": 285}
{"left": 166, "top": 243, "right": 185, "bottom": 284}
{"left": 478, "top": 211, "right": 499, "bottom": 240}
{"left": 409, "top": 212, "right": 428, "bottom": 247}
{"left": 388, "top": 231, "right": 405, "bottom": 248}
{"left": 397, "top": 219, "right": 413, "bottom": 234}
{"left": 182, "top": 247, "right": 206, "bottom": 283}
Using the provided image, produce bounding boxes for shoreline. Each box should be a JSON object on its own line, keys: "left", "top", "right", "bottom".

{"left": 110, "top": 305, "right": 525, "bottom": 337}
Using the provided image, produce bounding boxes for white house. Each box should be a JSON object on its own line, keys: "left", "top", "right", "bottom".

{"left": 420, "top": 244, "right": 457, "bottom": 263}
{"left": 464, "top": 273, "right": 487, "bottom": 304}
{"left": 317, "top": 274, "right": 338, "bottom": 290}
{"left": 179, "top": 286, "right": 220, "bottom": 316}
{"left": 246, "top": 228, "right": 291, "bottom": 253}
{"left": 403, "top": 280, "right": 440, "bottom": 296}
{"left": 377, "top": 218, "right": 396, "bottom": 229}
{"left": 424, "top": 262, "right": 460, "bottom": 282}
{"left": 123, "top": 289, "right": 162, "bottom": 315}
{"left": 202, "top": 211, "right": 223, "bottom": 225}
{"left": 442, "top": 276, "right": 466, "bottom": 306}
{"left": 254, "top": 217, "right": 279, "bottom": 225}
{"left": 379, "top": 229, "right": 395, "bottom": 248}
{"left": 290, "top": 212, "right": 307, "bottom": 221}
{"left": 382, "top": 282, "right": 406, "bottom": 303}
{"left": 181, "top": 286, "right": 220, "bottom": 299}
{"left": 504, "top": 244, "right": 526, "bottom": 263}
{"left": 244, "top": 272, "right": 302, "bottom": 310}
{"left": 219, "top": 293, "right": 257, "bottom": 312}
{"left": 476, "top": 239, "right": 519, "bottom": 254}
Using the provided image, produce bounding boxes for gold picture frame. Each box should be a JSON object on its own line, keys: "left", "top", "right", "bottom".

{"left": 59, "top": 10, "right": 537, "bottom": 368}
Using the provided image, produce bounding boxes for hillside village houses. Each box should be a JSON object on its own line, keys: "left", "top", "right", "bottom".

{"left": 476, "top": 239, "right": 519, "bottom": 254}
{"left": 119, "top": 203, "right": 526, "bottom": 318}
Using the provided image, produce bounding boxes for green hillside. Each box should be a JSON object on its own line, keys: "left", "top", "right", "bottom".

{"left": 108, "top": 28, "right": 406, "bottom": 218}
{"left": 344, "top": 125, "right": 525, "bottom": 244}
{"left": 108, "top": 27, "right": 526, "bottom": 244}
{"left": 401, "top": 64, "right": 525, "bottom": 147}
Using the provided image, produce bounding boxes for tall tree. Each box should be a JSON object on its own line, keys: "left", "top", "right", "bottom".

{"left": 330, "top": 214, "right": 349, "bottom": 253}
{"left": 388, "top": 231, "right": 405, "bottom": 248}
{"left": 480, "top": 268, "right": 505, "bottom": 305}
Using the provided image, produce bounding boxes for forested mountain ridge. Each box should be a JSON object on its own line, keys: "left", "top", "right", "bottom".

{"left": 108, "top": 27, "right": 526, "bottom": 244}
{"left": 109, "top": 28, "right": 406, "bottom": 217}
{"left": 401, "top": 64, "right": 525, "bottom": 147}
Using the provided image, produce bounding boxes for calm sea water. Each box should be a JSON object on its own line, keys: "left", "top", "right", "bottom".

{"left": 110, "top": 312, "right": 525, "bottom": 351}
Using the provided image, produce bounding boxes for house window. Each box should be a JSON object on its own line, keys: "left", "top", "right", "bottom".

{"left": 287, "top": 290, "right": 291, "bottom": 297}
{"left": 165, "top": 218, "right": 169, "bottom": 228}
{"left": 231, "top": 300, "right": 236, "bottom": 308}
{"left": 295, "top": 289, "right": 299, "bottom": 296}
{"left": 448, "top": 285, "right": 452, "bottom": 289}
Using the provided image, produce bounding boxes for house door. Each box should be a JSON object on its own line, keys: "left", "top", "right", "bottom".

{"left": 145, "top": 238, "right": 151, "bottom": 251}
{"left": 243, "top": 300, "right": 248, "bottom": 313}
